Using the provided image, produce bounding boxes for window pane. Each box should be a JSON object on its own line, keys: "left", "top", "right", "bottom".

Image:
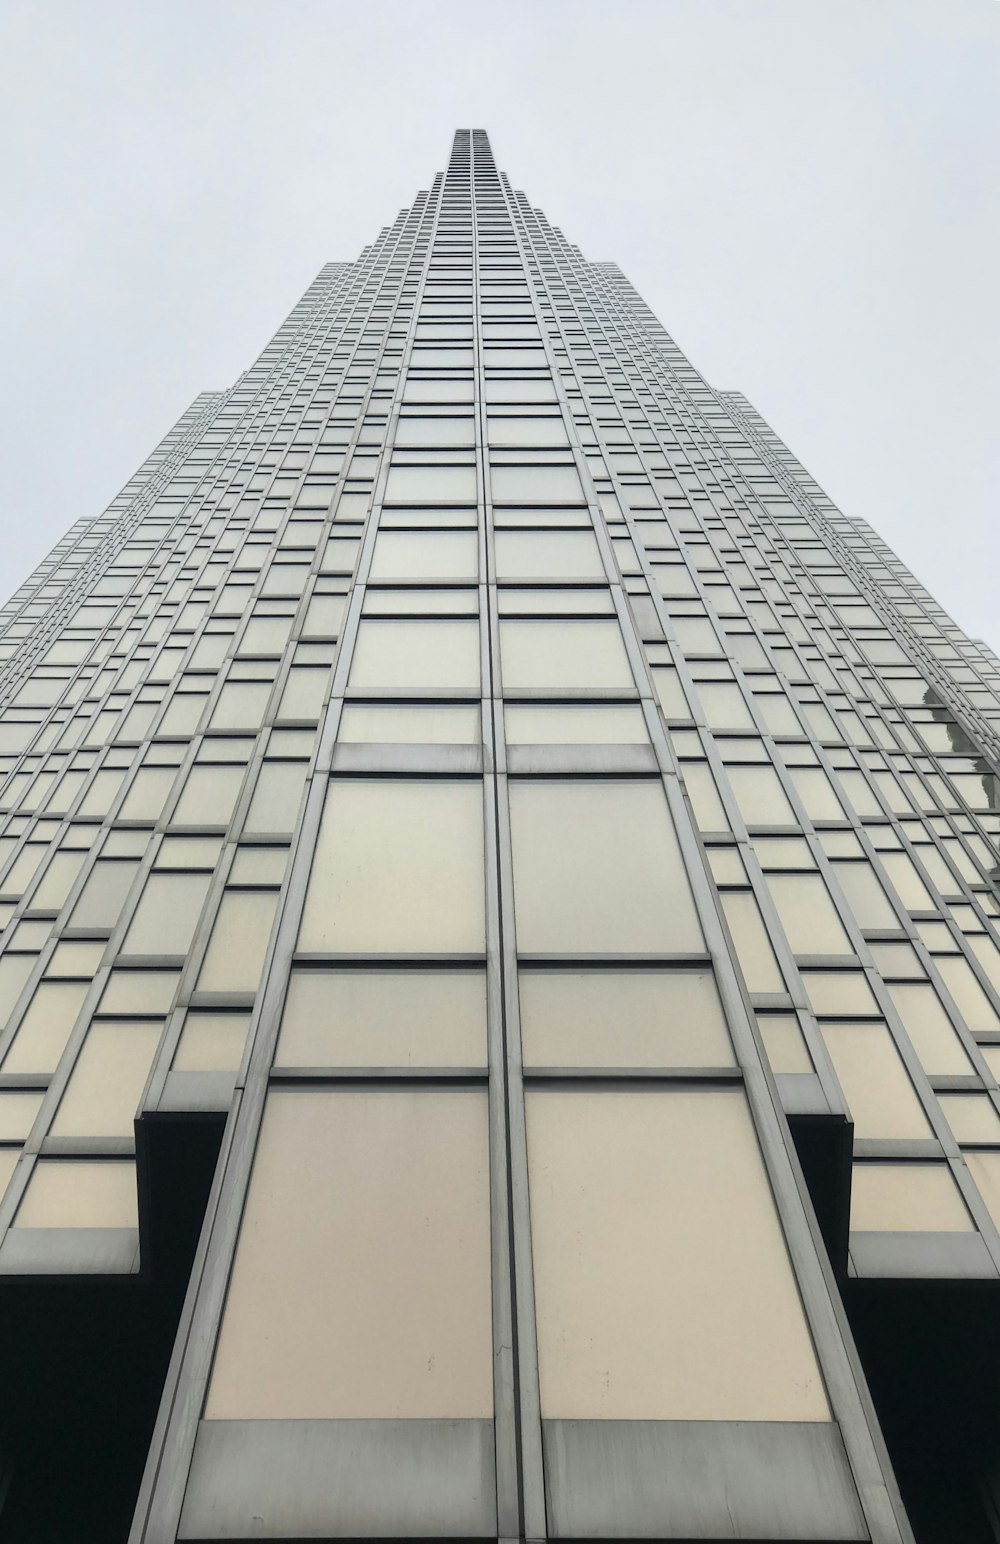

{"left": 500, "top": 620, "right": 633, "bottom": 690}
{"left": 245, "top": 763, "right": 307, "bottom": 834}
{"left": 205, "top": 1088, "right": 493, "bottom": 1418}
{"left": 491, "top": 464, "right": 582, "bottom": 504}
{"left": 0, "top": 1090, "right": 44, "bottom": 1140}
{"left": 69, "top": 860, "right": 139, "bottom": 931}
{"left": 210, "top": 681, "right": 271, "bottom": 731}
{"left": 726, "top": 765, "right": 796, "bottom": 827}
{"left": 198, "top": 892, "right": 278, "bottom": 994}
{"left": 940, "top": 1095, "right": 1000, "bottom": 1144}
{"left": 767, "top": 874, "right": 852, "bottom": 956}
{"left": 519, "top": 968, "right": 732, "bottom": 1068}
{"left": 173, "top": 1011, "right": 251, "bottom": 1072}
{"left": 173, "top": 765, "right": 245, "bottom": 827}
{"left": 119, "top": 768, "right": 176, "bottom": 821}
{"left": 525, "top": 1087, "right": 829, "bottom": 1420}
{"left": 338, "top": 703, "right": 481, "bottom": 744}
{"left": 509, "top": 780, "right": 703, "bottom": 954}
{"left": 384, "top": 464, "right": 477, "bottom": 503}
{"left": 369, "top": 531, "right": 478, "bottom": 580}
{"left": 850, "top": 1162, "right": 972, "bottom": 1232}
{"left": 14, "top": 1159, "right": 138, "bottom": 1229}
{"left": 50, "top": 1021, "right": 161, "bottom": 1137}
{"left": 300, "top": 780, "right": 485, "bottom": 953}
{"left": 720, "top": 892, "right": 784, "bottom": 992}
{"left": 758, "top": 1014, "right": 813, "bottom": 1074}
{"left": 101, "top": 970, "right": 178, "bottom": 1014}
{"left": 276, "top": 969, "right": 487, "bottom": 1067}
{"left": 819, "top": 1021, "right": 931, "bottom": 1139}
{"left": 349, "top": 620, "right": 480, "bottom": 691}
{"left": 887, "top": 983, "right": 972, "bottom": 1075}
{"left": 935, "top": 955, "right": 1000, "bottom": 1034}
{"left": 964, "top": 1151, "right": 1000, "bottom": 1233}
{"left": 495, "top": 530, "right": 603, "bottom": 581}
{"left": 832, "top": 863, "right": 899, "bottom": 931}
{"left": 504, "top": 704, "right": 648, "bottom": 745}
{"left": 122, "top": 873, "right": 211, "bottom": 956}
{"left": 2, "top": 982, "right": 89, "bottom": 1074}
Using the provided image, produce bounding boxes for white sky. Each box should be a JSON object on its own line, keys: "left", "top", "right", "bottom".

{"left": 1, "top": 0, "right": 997, "bottom": 648}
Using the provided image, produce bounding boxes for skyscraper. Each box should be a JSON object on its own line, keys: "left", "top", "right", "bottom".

{"left": 0, "top": 126, "right": 999, "bottom": 1542}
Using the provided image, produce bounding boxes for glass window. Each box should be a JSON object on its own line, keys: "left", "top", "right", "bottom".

{"left": 205, "top": 1088, "right": 493, "bottom": 1419}
{"left": 0, "top": 1090, "right": 44, "bottom": 1140}
{"left": 525, "top": 1087, "right": 829, "bottom": 1420}
{"left": 302, "top": 593, "right": 346, "bottom": 639}
{"left": 118, "top": 768, "right": 176, "bottom": 821}
{"left": 198, "top": 892, "right": 278, "bottom": 994}
{"left": 384, "top": 464, "right": 477, "bottom": 504}
{"left": 504, "top": 703, "right": 648, "bottom": 745}
{"left": 494, "top": 530, "right": 603, "bottom": 581}
{"left": 369, "top": 531, "right": 478, "bottom": 580}
{"left": 935, "top": 955, "right": 1000, "bottom": 1034}
{"left": 719, "top": 892, "right": 784, "bottom": 992}
{"left": 278, "top": 668, "right": 329, "bottom": 722}
{"left": 229, "top": 848, "right": 287, "bottom": 887}
{"left": 100, "top": 970, "right": 178, "bottom": 1015}
{"left": 155, "top": 836, "right": 223, "bottom": 870}
{"left": 349, "top": 620, "right": 480, "bottom": 692}
{"left": 122, "top": 872, "right": 212, "bottom": 956}
{"left": 338, "top": 703, "right": 481, "bottom": 745}
{"left": 726, "top": 765, "right": 796, "bottom": 827}
{"left": 508, "top": 780, "right": 703, "bottom": 954}
{"left": 832, "top": 863, "right": 899, "bottom": 931}
{"left": 393, "top": 416, "right": 476, "bottom": 449}
{"left": 682, "top": 761, "right": 730, "bottom": 831}
{"left": 491, "top": 464, "right": 582, "bottom": 504}
{"left": 651, "top": 666, "right": 690, "bottom": 720}
{"left": 500, "top": 620, "right": 633, "bottom": 690}
{"left": 276, "top": 969, "right": 487, "bottom": 1068}
{"left": 29, "top": 850, "right": 86, "bottom": 911}
{"left": 0, "top": 956, "right": 36, "bottom": 1023}
{"left": 887, "top": 982, "right": 973, "bottom": 1075}
{"left": 870, "top": 938, "right": 925, "bottom": 975}
{"left": 173, "top": 1011, "right": 251, "bottom": 1072}
{"left": 850, "top": 1162, "right": 972, "bottom": 1232}
{"left": 801, "top": 970, "right": 879, "bottom": 1017}
{"left": 767, "top": 874, "right": 853, "bottom": 956}
{"left": 757, "top": 1013, "right": 813, "bottom": 1074}
{"left": 2, "top": 981, "right": 88, "bottom": 1074}
{"left": 50, "top": 1021, "right": 161, "bottom": 1137}
{"left": 940, "top": 1095, "right": 1000, "bottom": 1144}
{"left": 697, "top": 682, "right": 755, "bottom": 731}
{"left": 172, "top": 765, "right": 245, "bottom": 827}
{"left": 820, "top": 1021, "right": 930, "bottom": 1139}
{"left": 964, "top": 1151, "right": 1000, "bottom": 1234}
{"left": 69, "top": 860, "right": 139, "bottom": 931}
{"left": 880, "top": 851, "right": 934, "bottom": 913}
{"left": 487, "top": 415, "right": 569, "bottom": 448}
{"left": 245, "top": 762, "right": 308, "bottom": 834}
{"left": 238, "top": 616, "right": 293, "bottom": 655}
{"left": 300, "top": 779, "right": 485, "bottom": 953}
{"left": 518, "top": 968, "right": 732, "bottom": 1068}
{"left": 785, "top": 768, "right": 845, "bottom": 822}
{"left": 210, "top": 681, "right": 271, "bottom": 731}
{"left": 0, "top": 1146, "right": 19, "bottom": 1200}
{"left": 14, "top": 1158, "right": 138, "bottom": 1229}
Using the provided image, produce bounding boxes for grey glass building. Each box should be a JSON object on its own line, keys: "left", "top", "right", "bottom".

{"left": 0, "top": 128, "right": 999, "bottom": 1542}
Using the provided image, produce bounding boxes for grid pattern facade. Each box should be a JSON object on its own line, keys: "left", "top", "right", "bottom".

{"left": 1, "top": 129, "right": 1000, "bottom": 1541}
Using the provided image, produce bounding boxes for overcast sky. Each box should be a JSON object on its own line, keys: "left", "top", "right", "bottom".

{"left": 1, "top": 0, "right": 997, "bottom": 649}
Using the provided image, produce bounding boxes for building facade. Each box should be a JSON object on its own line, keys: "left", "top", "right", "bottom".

{"left": 1, "top": 129, "right": 999, "bottom": 1541}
